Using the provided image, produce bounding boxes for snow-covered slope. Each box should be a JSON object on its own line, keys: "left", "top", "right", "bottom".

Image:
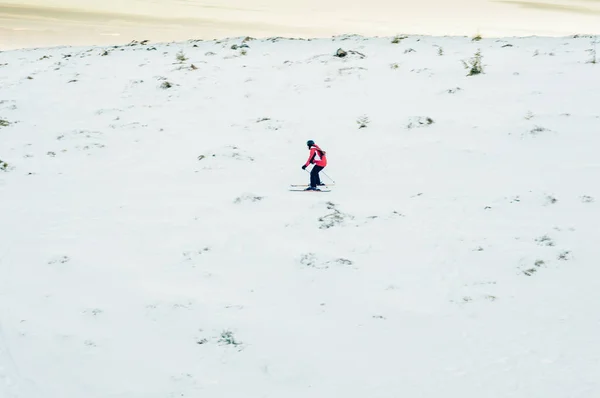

{"left": 1, "top": 34, "right": 599, "bottom": 398}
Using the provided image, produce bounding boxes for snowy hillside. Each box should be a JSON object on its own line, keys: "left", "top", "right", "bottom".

{"left": 1, "top": 34, "right": 600, "bottom": 397}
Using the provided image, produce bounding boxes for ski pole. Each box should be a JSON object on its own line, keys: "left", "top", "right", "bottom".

{"left": 305, "top": 167, "right": 335, "bottom": 184}
{"left": 322, "top": 171, "right": 335, "bottom": 184}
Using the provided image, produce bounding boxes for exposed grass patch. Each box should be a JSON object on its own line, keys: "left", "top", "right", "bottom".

{"left": 462, "top": 50, "right": 483, "bottom": 76}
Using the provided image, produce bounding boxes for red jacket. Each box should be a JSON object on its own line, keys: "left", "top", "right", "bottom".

{"left": 305, "top": 145, "right": 327, "bottom": 167}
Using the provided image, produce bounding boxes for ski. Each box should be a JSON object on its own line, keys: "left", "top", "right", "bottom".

{"left": 289, "top": 188, "right": 331, "bottom": 192}
{"left": 289, "top": 184, "right": 334, "bottom": 187}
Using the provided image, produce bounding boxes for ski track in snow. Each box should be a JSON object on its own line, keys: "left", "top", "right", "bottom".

{"left": 1, "top": 34, "right": 600, "bottom": 397}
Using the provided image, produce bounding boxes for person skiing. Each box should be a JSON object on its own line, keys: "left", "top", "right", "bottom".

{"left": 302, "top": 140, "right": 327, "bottom": 190}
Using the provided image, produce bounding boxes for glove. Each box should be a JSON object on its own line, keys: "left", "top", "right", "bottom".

{"left": 302, "top": 165, "right": 307, "bottom": 170}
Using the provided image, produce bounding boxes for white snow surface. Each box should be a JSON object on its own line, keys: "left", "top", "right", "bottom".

{"left": 1, "top": 35, "right": 600, "bottom": 397}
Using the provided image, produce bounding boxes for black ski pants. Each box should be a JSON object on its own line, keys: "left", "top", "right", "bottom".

{"left": 310, "top": 165, "right": 324, "bottom": 188}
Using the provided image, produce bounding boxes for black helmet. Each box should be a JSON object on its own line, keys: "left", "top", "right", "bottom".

{"left": 307, "top": 140, "right": 315, "bottom": 147}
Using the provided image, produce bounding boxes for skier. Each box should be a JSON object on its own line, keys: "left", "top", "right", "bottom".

{"left": 301, "top": 140, "right": 327, "bottom": 190}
